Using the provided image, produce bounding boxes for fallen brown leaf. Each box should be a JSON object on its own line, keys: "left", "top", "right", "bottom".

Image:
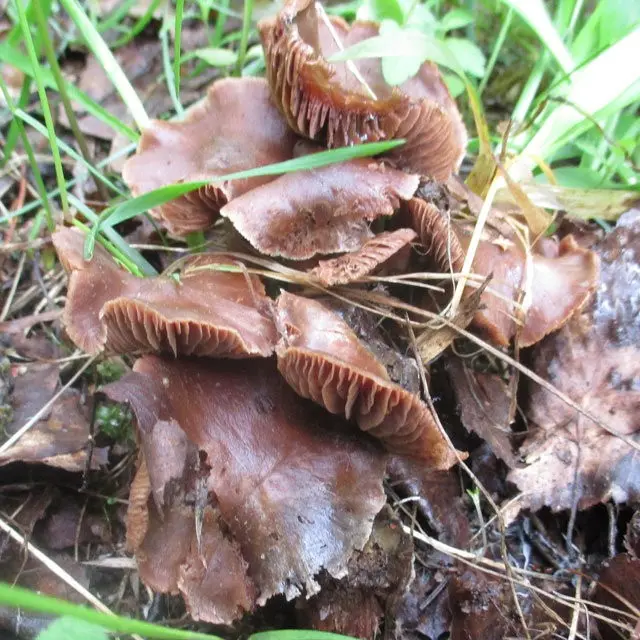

{"left": 508, "top": 211, "right": 640, "bottom": 513}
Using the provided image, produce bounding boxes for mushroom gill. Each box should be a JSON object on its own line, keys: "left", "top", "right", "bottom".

{"left": 310, "top": 228, "right": 417, "bottom": 286}
{"left": 259, "top": 0, "right": 467, "bottom": 180}
{"left": 52, "top": 227, "right": 277, "bottom": 357}
{"left": 220, "top": 159, "right": 419, "bottom": 259}
{"left": 275, "top": 291, "right": 460, "bottom": 467}
{"left": 122, "top": 77, "right": 297, "bottom": 236}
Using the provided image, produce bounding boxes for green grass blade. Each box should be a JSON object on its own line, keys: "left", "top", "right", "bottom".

{"left": 250, "top": 632, "right": 355, "bottom": 640}
{"left": 521, "top": 26, "right": 640, "bottom": 163}
{"left": 173, "top": 0, "right": 184, "bottom": 99}
{"left": 499, "top": 0, "right": 575, "bottom": 74}
{"left": 59, "top": 0, "right": 150, "bottom": 131}
{"left": 85, "top": 139, "right": 405, "bottom": 260}
{"left": 15, "top": 109, "right": 125, "bottom": 196}
{"left": 160, "top": 15, "right": 185, "bottom": 117}
{"left": 68, "top": 195, "right": 157, "bottom": 276}
{"left": 1, "top": 76, "right": 31, "bottom": 167}
{"left": 478, "top": 7, "right": 513, "bottom": 95}
{"left": 0, "top": 42, "right": 138, "bottom": 142}
{"left": 97, "top": 0, "right": 138, "bottom": 33}
{"left": 235, "top": 0, "right": 254, "bottom": 75}
{"left": 0, "top": 75, "right": 53, "bottom": 225}
{"left": 13, "top": 0, "right": 66, "bottom": 225}
{"left": 111, "top": 0, "right": 164, "bottom": 47}
{"left": 0, "top": 583, "right": 220, "bottom": 640}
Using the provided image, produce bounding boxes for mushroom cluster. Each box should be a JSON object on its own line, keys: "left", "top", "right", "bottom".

{"left": 53, "top": 0, "right": 601, "bottom": 633}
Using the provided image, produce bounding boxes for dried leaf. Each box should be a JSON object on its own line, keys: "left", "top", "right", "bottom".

{"left": 508, "top": 211, "right": 640, "bottom": 513}
{"left": 104, "top": 356, "right": 387, "bottom": 622}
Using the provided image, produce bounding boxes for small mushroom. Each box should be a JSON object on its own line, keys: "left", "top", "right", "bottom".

{"left": 220, "top": 159, "right": 419, "bottom": 259}
{"left": 122, "top": 77, "right": 298, "bottom": 236}
{"left": 52, "top": 227, "right": 277, "bottom": 357}
{"left": 275, "top": 291, "right": 460, "bottom": 467}
{"left": 309, "top": 228, "right": 417, "bottom": 286}
{"left": 461, "top": 229, "right": 600, "bottom": 346}
{"left": 259, "top": 0, "right": 467, "bottom": 180}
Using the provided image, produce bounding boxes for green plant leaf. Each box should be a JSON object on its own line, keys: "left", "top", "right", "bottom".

{"left": 439, "top": 8, "right": 474, "bottom": 33}
{"left": 37, "top": 617, "right": 108, "bottom": 640}
{"left": 189, "top": 46, "right": 238, "bottom": 66}
{"left": 500, "top": 0, "right": 574, "bottom": 74}
{"left": 355, "top": 0, "right": 404, "bottom": 25}
{"left": 444, "top": 37, "right": 486, "bottom": 77}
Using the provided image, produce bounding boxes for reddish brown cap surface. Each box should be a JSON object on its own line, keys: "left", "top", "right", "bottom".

{"left": 461, "top": 229, "right": 600, "bottom": 347}
{"left": 275, "top": 291, "right": 460, "bottom": 467}
{"left": 220, "top": 159, "right": 419, "bottom": 259}
{"left": 310, "top": 228, "right": 417, "bottom": 286}
{"left": 105, "top": 356, "right": 387, "bottom": 619}
{"left": 52, "top": 227, "right": 277, "bottom": 357}
{"left": 122, "top": 78, "right": 297, "bottom": 235}
{"left": 259, "top": 0, "right": 467, "bottom": 180}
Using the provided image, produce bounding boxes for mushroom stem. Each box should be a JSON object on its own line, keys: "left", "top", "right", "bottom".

{"left": 315, "top": 2, "right": 378, "bottom": 101}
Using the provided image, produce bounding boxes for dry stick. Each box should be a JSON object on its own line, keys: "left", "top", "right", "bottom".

{"left": 0, "top": 516, "right": 145, "bottom": 640}
{"left": 568, "top": 575, "right": 583, "bottom": 640}
{"left": 0, "top": 252, "right": 26, "bottom": 321}
{"left": 314, "top": 2, "right": 378, "bottom": 100}
{"left": 406, "top": 322, "right": 531, "bottom": 640}
{"left": 449, "top": 176, "right": 503, "bottom": 317}
{"left": 0, "top": 355, "right": 98, "bottom": 454}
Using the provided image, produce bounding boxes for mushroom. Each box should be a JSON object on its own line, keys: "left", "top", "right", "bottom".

{"left": 460, "top": 229, "right": 600, "bottom": 346}
{"left": 220, "top": 159, "right": 419, "bottom": 259}
{"left": 275, "top": 291, "right": 460, "bottom": 467}
{"left": 52, "top": 227, "right": 277, "bottom": 357}
{"left": 122, "top": 77, "right": 298, "bottom": 236}
{"left": 309, "top": 228, "right": 417, "bottom": 286}
{"left": 104, "top": 356, "right": 387, "bottom": 620}
{"left": 259, "top": 0, "right": 467, "bottom": 180}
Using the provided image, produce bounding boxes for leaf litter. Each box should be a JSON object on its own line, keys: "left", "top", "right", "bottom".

{"left": 1, "top": 0, "right": 640, "bottom": 638}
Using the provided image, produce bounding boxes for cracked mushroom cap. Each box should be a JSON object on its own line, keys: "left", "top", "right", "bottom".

{"left": 220, "top": 159, "right": 419, "bottom": 259}
{"left": 275, "top": 291, "right": 460, "bottom": 467}
{"left": 122, "top": 77, "right": 298, "bottom": 236}
{"left": 461, "top": 229, "right": 600, "bottom": 347}
{"left": 259, "top": 0, "right": 467, "bottom": 180}
{"left": 309, "top": 228, "right": 417, "bottom": 286}
{"left": 52, "top": 227, "right": 277, "bottom": 357}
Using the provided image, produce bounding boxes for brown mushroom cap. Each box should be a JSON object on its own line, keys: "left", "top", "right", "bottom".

{"left": 461, "top": 229, "right": 600, "bottom": 347}
{"left": 275, "top": 291, "right": 460, "bottom": 467}
{"left": 122, "top": 77, "right": 298, "bottom": 236}
{"left": 52, "top": 227, "right": 277, "bottom": 357}
{"left": 259, "top": 0, "right": 467, "bottom": 180}
{"left": 309, "top": 228, "right": 417, "bottom": 286}
{"left": 400, "top": 197, "right": 465, "bottom": 272}
{"left": 220, "top": 159, "right": 419, "bottom": 259}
